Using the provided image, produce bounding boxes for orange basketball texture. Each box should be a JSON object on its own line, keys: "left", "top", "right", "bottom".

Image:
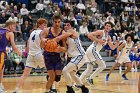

{"left": 45, "top": 39, "right": 58, "bottom": 52}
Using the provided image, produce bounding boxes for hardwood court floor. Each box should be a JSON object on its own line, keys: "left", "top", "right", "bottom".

{"left": 2, "top": 72, "right": 139, "bottom": 93}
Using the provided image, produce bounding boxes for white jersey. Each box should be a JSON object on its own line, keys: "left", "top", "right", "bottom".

{"left": 66, "top": 37, "right": 85, "bottom": 57}
{"left": 29, "top": 29, "right": 42, "bottom": 55}
{"left": 119, "top": 41, "right": 134, "bottom": 57}
{"left": 91, "top": 30, "right": 108, "bottom": 52}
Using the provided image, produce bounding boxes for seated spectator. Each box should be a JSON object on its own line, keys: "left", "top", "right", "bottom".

{"left": 15, "top": 21, "right": 22, "bottom": 41}
{"left": 76, "top": 0, "right": 85, "bottom": 10}
{"left": 79, "top": 20, "right": 89, "bottom": 41}
{"left": 0, "top": 13, "right": 7, "bottom": 24}
{"left": 36, "top": 1, "right": 44, "bottom": 18}
{"left": 10, "top": 51, "right": 25, "bottom": 74}
{"left": 21, "top": 21, "right": 32, "bottom": 41}
{"left": 20, "top": 4, "right": 29, "bottom": 19}
{"left": 13, "top": 5, "right": 19, "bottom": 16}
{"left": 8, "top": 13, "right": 18, "bottom": 22}
{"left": 44, "top": 3, "right": 54, "bottom": 19}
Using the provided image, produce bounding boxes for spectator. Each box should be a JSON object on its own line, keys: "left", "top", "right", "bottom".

{"left": 36, "top": 1, "right": 44, "bottom": 18}
{"left": 21, "top": 21, "right": 32, "bottom": 41}
{"left": 20, "top": 4, "right": 29, "bottom": 17}
{"left": 15, "top": 21, "right": 22, "bottom": 41}
{"left": 125, "top": 4, "right": 131, "bottom": 11}
{"left": 13, "top": 5, "right": 19, "bottom": 16}
{"left": 0, "top": 13, "right": 7, "bottom": 24}
{"left": 0, "top": 1, "right": 7, "bottom": 12}
{"left": 8, "top": 13, "right": 18, "bottom": 22}
{"left": 79, "top": 20, "right": 89, "bottom": 41}
{"left": 76, "top": 0, "right": 85, "bottom": 10}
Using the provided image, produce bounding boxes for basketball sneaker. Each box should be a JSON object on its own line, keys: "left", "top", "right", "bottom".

{"left": 80, "top": 85, "right": 89, "bottom": 93}
{"left": 66, "top": 86, "right": 75, "bottom": 93}
{"left": 122, "top": 74, "right": 128, "bottom": 80}
{"left": 86, "top": 78, "right": 94, "bottom": 85}
{"left": 106, "top": 74, "right": 110, "bottom": 81}
{"left": 50, "top": 89, "right": 57, "bottom": 93}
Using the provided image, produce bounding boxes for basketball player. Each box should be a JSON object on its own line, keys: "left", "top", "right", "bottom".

{"left": 80, "top": 22, "right": 120, "bottom": 85}
{"left": 0, "top": 19, "right": 22, "bottom": 92}
{"left": 53, "top": 20, "right": 90, "bottom": 93}
{"left": 106, "top": 34, "right": 134, "bottom": 81}
{"left": 41, "top": 14, "right": 67, "bottom": 93}
{"left": 13, "top": 18, "right": 48, "bottom": 93}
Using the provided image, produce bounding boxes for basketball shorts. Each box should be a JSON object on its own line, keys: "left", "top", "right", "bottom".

{"left": 70, "top": 55, "right": 90, "bottom": 69}
{"left": 44, "top": 55, "right": 62, "bottom": 70}
{"left": 116, "top": 56, "right": 131, "bottom": 64}
{"left": 0, "top": 52, "right": 5, "bottom": 70}
{"left": 86, "top": 46, "right": 102, "bottom": 62}
{"left": 26, "top": 53, "right": 45, "bottom": 68}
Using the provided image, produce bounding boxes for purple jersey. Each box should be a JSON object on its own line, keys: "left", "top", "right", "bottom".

{"left": 0, "top": 28, "right": 8, "bottom": 52}
{"left": 44, "top": 27, "right": 63, "bottom": 56}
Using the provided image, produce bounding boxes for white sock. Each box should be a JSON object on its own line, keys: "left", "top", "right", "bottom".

{"left": 15, "top": 87, "right": 19, "bottom": 92}
{"left": 51, "top": 82, "right": 56, "bottom": 89}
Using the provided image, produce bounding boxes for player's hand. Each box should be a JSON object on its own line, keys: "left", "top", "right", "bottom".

{"left": 40, "top": 38, "right": 48, "bottom": 48}
{"left": 115, "top": 39, "right": 120, "bottom": 46}
{"left": 54, "top": 45, "right": 62, "bottom": 53}
{"left": 98, "top": 39, "right": 105, "bottom": 45}
{"left": 67, "top": 28, "right": 75, "bottom": 35}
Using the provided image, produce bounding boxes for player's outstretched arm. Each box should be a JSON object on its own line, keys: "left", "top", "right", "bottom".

{"left": 9, "top": 32, "right": 22, "bottom": 56}
{"left": 108, "top": 36, "right": 120, "bottom": 50}
{"left": 139, "top": 75, "right": 140, "bottom": 93}
{"left": 54, "top": 29, "right": 74, "bottom": 42}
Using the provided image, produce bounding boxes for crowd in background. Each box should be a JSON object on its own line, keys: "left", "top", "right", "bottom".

{"left": 0, "top": 0, "right": 139, "bottom": 74}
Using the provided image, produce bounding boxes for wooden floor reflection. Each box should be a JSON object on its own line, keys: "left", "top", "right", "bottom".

{"left": 3, "top": 72, "right": 139, "bottom": 93}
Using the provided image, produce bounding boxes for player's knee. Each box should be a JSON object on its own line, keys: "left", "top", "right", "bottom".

{"left": 55, "top": 75, "right": 61, "bottom": 82}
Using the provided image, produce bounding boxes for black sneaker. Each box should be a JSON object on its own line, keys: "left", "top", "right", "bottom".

{"left": 86, "top": 78, "right": 94, "bottom": 85}
{"left": 50, "top": 89, "right": 57, "bottom": 93}
{"left": 66, "top": 86, "right": 75, "bottom": 93}
{"left": 80, "top": 85, "right": 89, "bottom": 93}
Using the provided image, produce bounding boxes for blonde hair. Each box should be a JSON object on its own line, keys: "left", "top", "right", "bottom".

{"left": 37, "top": 18, "right": 48, "bottom": 27}
{"left": 5, "top": 19, "right": 16, "bottom": 27}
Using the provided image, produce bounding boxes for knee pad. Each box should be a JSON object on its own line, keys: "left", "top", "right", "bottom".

{"left": 55, "top": 75, "right": 61, "bottom": 82}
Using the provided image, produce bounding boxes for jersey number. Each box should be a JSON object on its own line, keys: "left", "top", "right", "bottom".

{"left": 32, "top": 34, "right": 36, "bottom": 42}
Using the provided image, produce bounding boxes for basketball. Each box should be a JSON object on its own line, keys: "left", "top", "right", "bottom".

{"left": 44, "top": 39, "right": 58, "bottom": 52}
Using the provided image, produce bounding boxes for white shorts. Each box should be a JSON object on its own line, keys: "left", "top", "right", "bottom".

{"left": 70, "top": 55, "right": 90, "bottom": 69}
{"left": 86, "top": 45, "right": 102, "bottom": 62}
{"left": 26, "top": 53, "right": 45, "bottom": 68}
{"left": 117, "top": 56, "right": 131, "bottom": 64}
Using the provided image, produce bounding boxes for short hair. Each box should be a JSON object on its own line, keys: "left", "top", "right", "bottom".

{"left": 52, "top": 14, "right": 62, "bottom": 21}
{"left": 125, "top": 34, "right": 134, "bottom": 41}
{"left": 5, "top": 19, "right": 16, "bottom": 27}
{"left": 36, "top": 18, "right": 48, "bottom": 27}
{"left": 105, "top": 21, "right": 114, "bottom": 28}
{"left": 65, "top": 20, "right": 75, "bottom": 28}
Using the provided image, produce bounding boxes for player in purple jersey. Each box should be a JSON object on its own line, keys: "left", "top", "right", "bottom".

{"left": 0, "top": 20, "right": 22, "bottom": 92}
{"left": 41, "top": 14, "right": 67, "bottom": 93}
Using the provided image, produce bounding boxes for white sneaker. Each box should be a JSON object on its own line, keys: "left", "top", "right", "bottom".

{"left": 119, "top": 66, "right": 122, "bottom": 74}
{"left": 131, "top": 68, "right": 135, "bottom": 72}
{"left": 0, "top": 88, "right": 6, "bottom": 93}
{"left": 135, "top": 68, "right": 138, "bottom": 72}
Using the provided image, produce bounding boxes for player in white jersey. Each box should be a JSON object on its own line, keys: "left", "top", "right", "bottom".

{"left": 80, "top": 22, "right": 120, "bottom": 85}
{"left": 13, "top": 18, "right": 48, "bottom": 93}
{"left": 53, "top": 20, "right": 90, "bottom": 93}
{"left": 106, "top": 34, "right": 134, "bottom": 81}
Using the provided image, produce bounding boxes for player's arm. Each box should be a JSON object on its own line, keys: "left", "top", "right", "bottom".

{"left": 87, "top": 30, "right": 105, "bottom": 45}
{"left": 54, "top": 29, "right": 74, "bottom": 42}
{"left": 116, "top": 42, "right": 125, "bottom": 59}
{"left": 40, "top": 28, "right": 49, "bottom": 48}
{"left": 108, "top": 36, "right": 120, "bottom": 50}
{"left": 9, "top": 32, "right": 22, "bottom": 56}
{"left": 139, "top": 75, "right": 140, "bottom": 93}
{"left": 55, "top": 30, "right": 68, "bottom": 53}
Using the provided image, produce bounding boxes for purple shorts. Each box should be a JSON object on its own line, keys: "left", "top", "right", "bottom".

{"left": 44, "top": 54, "right": 62, "bottom": 70}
